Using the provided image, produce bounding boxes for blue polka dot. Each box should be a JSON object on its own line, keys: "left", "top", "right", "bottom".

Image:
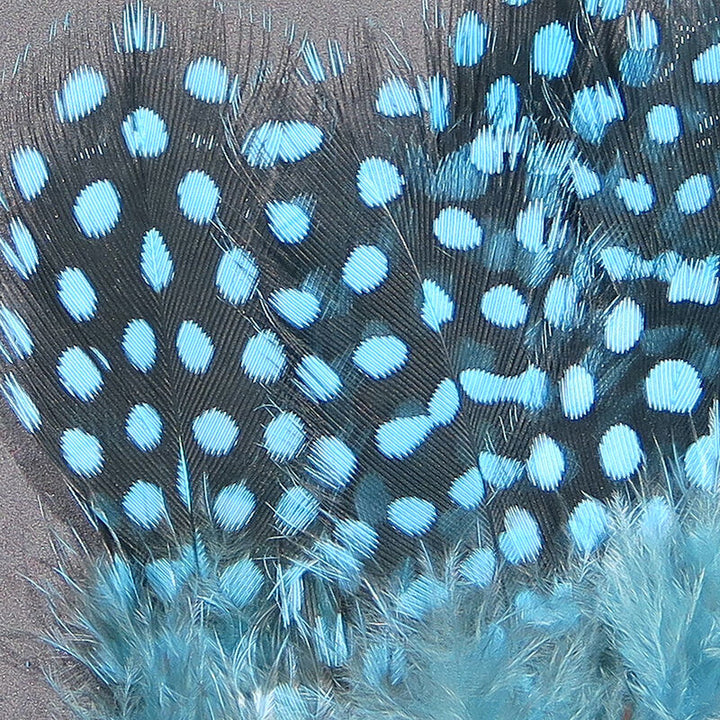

{"left": 241, "top": 331, "right": 287, "bottom": 383}
{"left": 263, "top": 412, "right": 306, "bottom": 462}
{"left": 307, "top": 436, "right": 357, "bottom": 491}
{"left": 570, "top": 160, "right": 601, "bottom": 199}
{"left": 598, "top": 424, "right": 643, "bottom": 481}
{"left": 266, "top": 198, "right": 313, "bottom": 244}
{"left": 559, "top": 365, "right": 595, "bottom": 419}
{"left": 666, "top": 257, "right": 719, "bottom": 305}
{"left": 242, "top": 121, "right": 324, "bottom": 168}
{"left": 459, "top": 548, "right": 496, "bottom": 587}
{"left": 477, "top": 451, "right": 524, "bottom": 489}
{"left": 460, "top": 365, "right": 548, "bottom": 411}
{"left": 57, "top": 347, "right": 104, "bottom": 401}
{"left": 615, "top": 176, "right": 655, "bottom": 214}
{"left": 275, "top": 486, "right": 319, "bottom": 533}
{"left": 421, "top": 279, "right": 454, "bottom": 332}
{"left": 396, "top": 576, "right": 448, "bottom": 620}
{"left": 176, "top": 320, "right": 214, "bottom": 374}
{"left": 215, "top": 247, "right": 258, "bottom": 305}
{"left": 122, "top": 481, "right": 167, "bottom": 529}
{"left": 57, "top": 268, "right": 97, "bottom": 322}
{"left": 122, "top": 319, "right": 156, "bottom": 372}
{"left": 427, "top": 379, "right": 460, "bottom": 426}
{"left": 140, "top": 228, "right": 174, "bottom": 292}
{"left": 376, "top": 415, "right": 434, "bottom": 459}
{"left": 356, "top": 157, "right": 405, "bottom": 207}
{"left": 645, "top": 359, "right": 702, "bottom": 413}
{"left": 481, "top": 285, "right": 528, "bottom": 328}
{"left": 192, "top": 409, "right": 239, "bottom": 455}
{"left": 73, "top": 180, "right": 122, "bottom": 238}
{"left": 352, "top": 335, "right": 408, "bottom": 380}
{"left": 334, "top": 520, "right": 378, "bottom": 558}
{"left": 177, "top": 170, "right": 220, "bottom": 224}
{"left": 125, "top": 403, "right": 163, "bottom": 451}
{"left": 433, "top": 207, "right": 484, "bottom": 251}
{"left": 448, "top": 467, "right": 485, "bottom": 509}
{"left": 453, "top": 11, "right": 488, "bottom": 67}
{"left": 543, "top": 276, "right": 578, "bottom": 330}
{"left": 270, "top": 288, "right": 321, "bottom": 329}
{"left": 2, "top": 219, "right": 39, "bottom": 279}
{"left": 646, "top": 105, "right": 681, "bottom": 144}
{"left": 342, "top": 246, "right": 388, "bottom": 294}
{"left": 499, "top": 507, "right": 543, "bottom": 564}
{"left": 567, "top": 499, "right": 609, "bottom": 555}
{"left": 0, "top": 306, "right": 33, "bottom": 362}
{"left": 220, "top": 560, "right": 264, "bottom": 607}
{"left": 295, "top": 355, "right": 343, "bottom": 403}
{"left": 122, "top": 107, "right": 169, "bottom": 157}
{"left": 532, "top": 22, "right": 574, "bottom": 78}
{"left": 376, "top": 77, "right": 421, "bottom": 117}
{"left": 60, "top": 428, "right": 104, "bottom": 477}
{"left": 213, "top": 484, "right": 256, "bottom": 531}
{"left": 2, "top": 374, "right": 41, "bottom": 432}
{"left": 10, "top": 147, "right": 49, "bottom": 201}
{"left": 675, "top": 174, "right": 714, "bottom": 215}
{"left": 604, "top": 297, "right": 644, "bottom": 354}
{"left": 184, "top": 56, "right": 229, "bottom": 103}
{"left": 693, "top": 43, "right": 720, "bottom": 84}
{"left": 55, "top": 66, "right": 108, "bottom": 122}
{"left": 570, "top": 81, "right": 624, "bottom": 144}
{"left": 387, "top": 497, "right": 437, "bottom": 536}
{"left": 526, "top": 435, "right": 566, "bottom": 491}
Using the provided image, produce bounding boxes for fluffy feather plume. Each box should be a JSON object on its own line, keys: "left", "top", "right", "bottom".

{"left": 1, "top": 0, "right": 720, "bottom": 717}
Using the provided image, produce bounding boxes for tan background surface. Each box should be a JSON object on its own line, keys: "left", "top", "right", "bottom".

{"left": 0, "top": 1, "right": 423, "bottom": 718}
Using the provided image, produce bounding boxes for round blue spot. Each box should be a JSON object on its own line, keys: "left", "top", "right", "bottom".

{"left": 2, "top": 375, "right": 41, "bottom": 432}
{"left": 10, "top": 147, "right": 49, "bottom": 201}
{"left": 216, "top": 247, "right": 258, "bottom": 305}
{"left": 122, "top": 107, "right": 169, "bottom": 157}
{"left": 334, "top": 520, "right": 378, "bottom": 558}
{"left": 342, "top": 245, "right": 388, "bottom": 294}
{"left": 428, "top": 379, "right": 460, "bottom": 426}
{"left": 184, "top": 56, "right": 229, "bottom": 103}
{"left": 448, "top": 467, "right": 485, "bottom": 509}
{"left": 598, "top": 424, "right": 643, "bottom": 481}
{"left": 567, "top": 499, "right": 609, "bottom": 555}
{"left": 526, "top": 435, "right": 566, "bottom": 491}
{"left": 532, "top": 22, "right": 574, "bottom": 78}
{"left": 0, "top": 306, "right": 33, "bottom": 362}
{"left": 176, "top": 320, "right": 214, "bottom": 374}
{"left": 453, "top": 11, "right": 488, "bottom": 67}
{"left": 604, "top": 298, "right": 644, "bottom": 353}
{"left": 125, "top": 403, "right": 163, "bottom": 451}
{"left": 559, "top": 365, "right": 595, "bottom": 419}
{"left": 499, "top": 507, "right": 543, "bottom": 564}
{"left": 242, "top": 121, "right": 324, "bottom": 168}
{"left": 122, "top": 319, "right": 156, "bottom": 372}
{"left": 675, "top": 174, "right": 714, "bottom": 215}
{"left": 295, "top": 355, "right": 343, "bottom": 403}
{"left": 73, "top": 180, "right": 122, "bottom": 238}
{"left": 645, "top": 359, "right": 702, "bottom": 413}
{"left": 57, "top": 347, "right": 104, "bottom": 401}
{"left": 220, "top": 560, "right": 264, "bottom": 607}
{"left": 55, "top": 66, "right": 108, "bottom": 122}
{"left": 307, "top": 436, "right": 357, "bottom": 491}
{"left": 266, "top": 199, "right": 313, "bottom": 244}
{"left": 356, "top": 157, "right": 405, "bottom": 207}
{"left": 192, "top": 408, "right": 239, "bottom": 455}
{"left": 60, "top": 428, "right": 104, "bottom": 477}
{"left": 177, "top": 170, "right": 220, "bottom": 224}
{"left": 263, "top": 411, "right": 306, "bottom": 462}
{"left": 376, "top": 415, "right": 434, "bottom": 459}
{"left": 388, "top": 497, "right": 437, "bottom": 536}
{"left": 275, "top": 486, "right": 319, "bottom": 533}
{"left": 122, "top": 481, "right": 167, "bottom": 529}
{"left": 241, "top": 330, "right": 287, "bottom": 383}
{"left": 56, "top": 268, "right": 97, "bottom": 322}
{"left": 693, "top": 43, "right": 720, "bottom": 84}
{"left": 646, "top": 104, "right": 681, "bottom": 144}
{"left": 213, "top": 484, "right": 256, "bottom": 531}
{"left": 433, "top": 207, "right": 484, "bottom": 251}
{"left": 481, "top": 284, "right": 528, "bottom": 328}
{"left": 352, "top": 335, "right": 408, "bottom": 380}
{"left": 375, "top": 76, "right": 421, "bottom": 117}
{"left": 459, "top": 548, "right": 496, "bottom": 587}
{"left": 270, "top": 288, "right": 321, "bottom": 328}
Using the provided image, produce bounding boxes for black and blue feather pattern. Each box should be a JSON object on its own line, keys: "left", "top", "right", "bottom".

{"left": 2, "top": 0, "right": 720, "bottom": 713}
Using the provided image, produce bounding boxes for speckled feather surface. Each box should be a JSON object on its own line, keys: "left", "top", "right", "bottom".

{"left": 1, "top": 1, "right": 720, "bottom": 717}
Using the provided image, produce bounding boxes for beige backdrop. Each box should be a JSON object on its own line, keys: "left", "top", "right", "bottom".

{"left": 0, "top": 1, "right": 426, "bottom": 718}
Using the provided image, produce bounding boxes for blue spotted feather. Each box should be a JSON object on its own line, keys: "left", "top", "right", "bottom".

{"left": 2, "top": 0, "right": 720, "bottom": 717}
